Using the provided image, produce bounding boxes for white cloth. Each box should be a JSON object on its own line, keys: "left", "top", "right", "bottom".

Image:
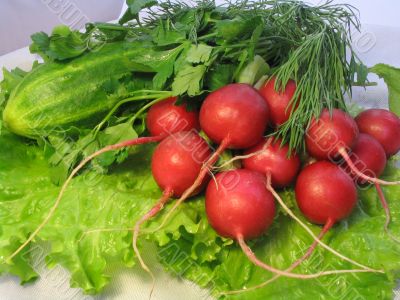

{"left": 0, "top": 0, "right": 124, "bottom": 55}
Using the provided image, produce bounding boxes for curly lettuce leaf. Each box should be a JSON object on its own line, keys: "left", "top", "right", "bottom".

{"left": 0, "top": 131, "right": 162, "bottom": 294}
{"left": 1, "top": 128, "right": 400, "bottom": 298}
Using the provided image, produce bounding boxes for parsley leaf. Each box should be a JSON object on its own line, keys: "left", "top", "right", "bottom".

{"left": 30, "top": 25, "right": 87, "bottom": 61}
{"left": 119, "top": 0, "right": 158, "bottom": 24}
{"left": 172, "top": 64, "right": 206, "bottom": 96}
{"left": 186, "top": 44, "right": 213, "bottom": 64}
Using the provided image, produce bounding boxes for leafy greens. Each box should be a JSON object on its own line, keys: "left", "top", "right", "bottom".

{"left": 1, "top": 129, "right": 400, "bottom": 298}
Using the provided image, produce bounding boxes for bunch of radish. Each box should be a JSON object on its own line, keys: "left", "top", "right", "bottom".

{"left": 11, "top": 77, "right": 400, "bottom": 294}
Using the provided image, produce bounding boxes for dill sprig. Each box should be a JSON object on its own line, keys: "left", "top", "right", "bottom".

{"left": 226, "top": 0, "right": 362, "bottom": 151}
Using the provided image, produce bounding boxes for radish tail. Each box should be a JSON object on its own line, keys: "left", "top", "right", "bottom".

{"left": 133, "top": 188, "right": 173, "bottom": 300}
{"left": 133, "top": 189, "right": 173, "bottom": 272}
{"left": 221, "top": 219, "right": 360, "bottom": 296}
{"left": 375, "top": 183, "right": 400, "bottom": 243}
{"left": 265, "top": 172, "right": 382, "bottom": 272}
{"left": 339, "top": 149, "right": 400, "bottom": 186}
{"left": 154, "top": 137, "right": 231, "bottom": 230}
{"left": 237, "top": 235, "right": 375, "bottom": 279}
{"left": 6, "top": 135, "right": 165, "bottom": 262}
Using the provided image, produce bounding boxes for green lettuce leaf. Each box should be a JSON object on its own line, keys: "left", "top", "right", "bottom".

{"left": 370, "top": 63, "right": 400, "bottom": 116}
{"left": 0, "top": 131, "right": 161, "bottom": 294}
{"left": 1, "top": 129, "right": 400, "bottom": 298}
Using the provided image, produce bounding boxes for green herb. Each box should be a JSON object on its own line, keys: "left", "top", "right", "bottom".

{"left": 30, "top": 25, "right": 88, "bottom": 61}
{"left": 120, "top": 0, "right": 365, "bottom": 151}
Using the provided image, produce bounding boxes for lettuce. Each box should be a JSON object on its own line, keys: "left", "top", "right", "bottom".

{"left": 0, "top": 131, "right": 159, "bottom": 293}
{"left": 370, "top": 63, "right": 400, "bottom": 116}
{"left": 1, "top": 130, "right": 400, "bottom": 298}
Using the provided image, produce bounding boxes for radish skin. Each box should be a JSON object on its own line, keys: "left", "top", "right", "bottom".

{"left": 146, "top": 97, "right": 200, "bottom": 136}
{"left": 243, "top": 137, "right": 300, "bottom": 188}
{"left": 259, "top": 77, "right": 299, "bottom": 126}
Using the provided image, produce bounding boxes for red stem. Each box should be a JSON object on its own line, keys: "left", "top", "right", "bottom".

{"left": 133, "top": 188, "right": 174, "bottom": 278}
{"left": 237, "top": 233, "right": 337, "bottom": 279}
{"left": 106, "top": 135, "right": 166, "bottom": 149}
{"left": 289, "top": 218, "right": 335, "bottom": 269}
{"left": 375, "top": 183, "right": 390, "bottom": 230}
{"left": 375, "top": 183, "right": 400, "bottom": 243}
{"left": 339, "top": 148, "right": 400, "bottom": 186}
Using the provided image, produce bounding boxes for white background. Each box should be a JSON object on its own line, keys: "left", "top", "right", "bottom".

{"left": 1, "top": 0, "right": 400, "bottom": 55}
{"left": 0, "top": 1, "right": 400, "bottom": 300}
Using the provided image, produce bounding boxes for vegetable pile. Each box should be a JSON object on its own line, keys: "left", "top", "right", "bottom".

{"left": 1, "top": 1, "right": 400, "bottom": 299}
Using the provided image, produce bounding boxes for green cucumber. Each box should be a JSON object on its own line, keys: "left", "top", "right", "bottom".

{"left": 2, "top": 41, "right": 178, "bottom": 138}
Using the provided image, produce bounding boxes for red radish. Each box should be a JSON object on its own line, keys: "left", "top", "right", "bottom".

{"left": 206, "top": 169, "right": 276, "bottom": 240}
{"left": 146, "top": 97, "right": 199, "bottom": 136}
{"left": 206, "top": 169, "right": 375, "bottom": 279}
{"left": 241, "top": 136, "right": 369, "bottom": 268}
{"left": 200, "top": 83, "right": 269, "bottom": 149}
{"left": 340, "top": 133, "right": 398, "bottom": 242}
{"left": 150, "top": 131, "right": 211, "bottom": 197}
{"left": 288, "top": 161, "right": 358, "bottom": 269}
{"left": 8, "top": 97, "right": 201, "bottom": 262}
{"left": 157, "top": 84, "right": 270, "bottom": 227}
{"left": 306, "top": 108, "right": 359, "bottom": 161}
{"left": 133, "top": 131, "right": 211, "bottom": 283}
{"left": 296, "top": 161, "right": 357, "bottom": 225}
{"left": 355, "top": 108, "right": 400, "bottom": 157}
{"left": 259, "top": 77, "right": 299, "bottom": 126}
{"left": 243, "top": 137, "right": 300, "bottom": 188}
{"left": 305, "top": 108, "right": 400, "bottom": 186}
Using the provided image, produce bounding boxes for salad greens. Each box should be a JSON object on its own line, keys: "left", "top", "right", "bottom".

{"left": 1, "top": 128, "right": 400, "bottom": 298}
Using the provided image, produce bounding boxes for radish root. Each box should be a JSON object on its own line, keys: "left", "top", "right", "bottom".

{"left": 132, "top": 188, "right": 173, "bottom": 295}
{"left": 6, "top": 136, "right": 164, "bottom": 262}
{"left": 265, "top": 173, "right": 383, "bottom": 273}
{"left": 375, "top": 183, "right": 400, "bottom": 243}
{"left": 339, "top": 149, "right": 400, "bottom": 186}
{"left": 237, "top": 235, "right": 375, "bottom": 279}
{"left": 223, "top": 220, "right": 334, "bottom": 296}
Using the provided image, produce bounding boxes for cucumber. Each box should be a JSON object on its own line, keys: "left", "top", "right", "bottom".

{"left": 2, "top": 41, "right": 177, "bottom": 138}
